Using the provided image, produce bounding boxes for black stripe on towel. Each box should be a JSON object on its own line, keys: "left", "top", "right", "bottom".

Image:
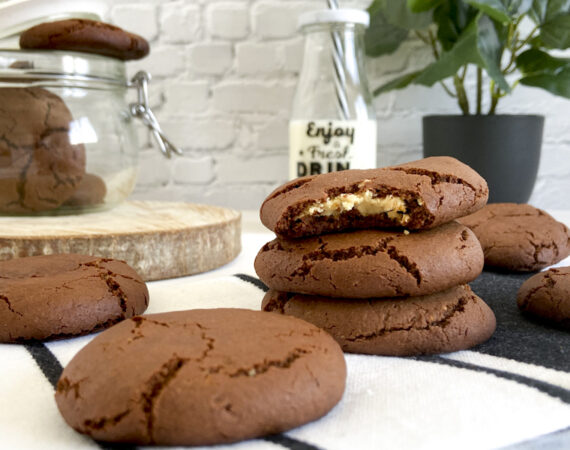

{"left": 24, "top": 342, "right": 137, "bottom": 450}
{"left": 24, "top": 342, "right": 63, "bottom": 389}
{"left": 234, "top": 273, "right": 269, "bottom": 292}
{"left": 264, "top": 433, "right": 322, "bottom": 450}
{"left": 414, "top": 355, "right": 570, "bottom": 404}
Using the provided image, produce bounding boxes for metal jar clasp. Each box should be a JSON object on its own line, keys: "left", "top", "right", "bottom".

{"left": 129, "top": 71, "right": 182, "bottom": 159}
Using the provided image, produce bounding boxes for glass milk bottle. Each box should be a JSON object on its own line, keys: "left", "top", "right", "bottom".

{"left": 289, "top": 9, "right": 376, "bottom": 180}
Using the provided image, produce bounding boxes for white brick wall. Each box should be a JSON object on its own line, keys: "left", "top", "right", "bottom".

{"left": 109, "top": 0, "right": 570, "bottom": 210}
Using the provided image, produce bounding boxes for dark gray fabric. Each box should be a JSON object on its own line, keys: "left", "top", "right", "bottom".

{"left": 470, "top": 270, "right": 570, "bottom": 372}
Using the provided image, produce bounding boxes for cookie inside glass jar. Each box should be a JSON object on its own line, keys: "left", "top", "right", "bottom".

{"left": 0, "top": 87, "right": 86, "bottom": 213}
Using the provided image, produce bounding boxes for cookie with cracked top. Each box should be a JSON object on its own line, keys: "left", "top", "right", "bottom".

{"left": 0, "top": 254, "right": 148, "bottom": 342}
{"left": 255, "top": 221, "right": 484, "bottom": 298}
{"left": 517, "top": 267, "right": 570, "bottom": 328}
{"left": 55, "top": 308, "right": 346, "bottom": 446}
{"left": 262, "top": 285, "right": 496, "bottom": 356}
{"left": 20, "top": 19, "right": 149, "bottom": 61}
{"left": 458, "top": 203, "right": 570, "bottom": 272}
{"left": 0, "top": 87, "right": 86, "bottom": 213}
{"left": 260, "top": 156, "right": 488, "bottom": 238}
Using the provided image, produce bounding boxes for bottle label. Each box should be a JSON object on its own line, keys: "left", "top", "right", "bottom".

{"left": 289, "top": 120, "right": 377, "bottom": 179}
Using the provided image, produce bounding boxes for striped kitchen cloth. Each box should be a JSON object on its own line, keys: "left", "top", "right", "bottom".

{"left": 1, "top": 269, "right": 569, "bottom": 450}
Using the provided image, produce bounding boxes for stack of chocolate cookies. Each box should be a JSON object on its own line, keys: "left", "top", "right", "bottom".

{"left": 255, "top": 157, "right": 497, "bottom": 356}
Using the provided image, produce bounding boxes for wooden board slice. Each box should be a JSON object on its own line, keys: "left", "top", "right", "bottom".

{"left": 0, "top": 201, "right": 241, "bottom": 281}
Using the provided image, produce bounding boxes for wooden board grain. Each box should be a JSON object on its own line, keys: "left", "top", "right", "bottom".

{"left": 0, "top": 201, "right": 242, "bottom": 281}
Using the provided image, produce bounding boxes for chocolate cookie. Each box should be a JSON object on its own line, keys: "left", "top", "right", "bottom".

{"left": 459, "top": 203, "right": 570, "bottom": 272}
{"left": 0, "top": 87, "right": 86, "bottom": 213}
{"left": 255, "top": 221, "right": 484, "bottom": 298}
{"left": 262, "top": 285, "right": 496, "bottom": 356}
{"left": 20, "top": 19, "right": 150, "bottom": 61}
{"left": 517, "top": 267, "right": 570, "bottom": 328}
{"left": 55, "top": 308, "right": 346, "bottom": 446}
{"left": 261, "top": 156, "right": 488, "bottom": 238}
{"left": 63, "top": 173, "right": 107, "bottom": 207}
{"left": 0, "top": 254, "right": 148, "bottom": 342}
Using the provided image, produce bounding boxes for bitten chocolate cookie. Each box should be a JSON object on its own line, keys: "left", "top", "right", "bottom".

{"left": 55, "top": 308, "right": 346, "bottom": 446}
{"left": 0, "top": 88, "right": 86, "bottom": 213}
{"left": 20, "top": 19, "right": 149, "bottom": 61}
{"left": 255, "top": 221, "right": 484, "bottom": 298}
{"left": 261, "top": 156, "right": 488, "bottom": 238}
{"left": 262, "top": 285, "right": 496, "bottom": 356}
{"left": 0, "top": 254, "right": 148, "bottom": 342}
{"left": 517, "top": 267, "right": 570, "bottom": 328}
{"left": 459, "top": 203, "right": 570, "bottom": 272}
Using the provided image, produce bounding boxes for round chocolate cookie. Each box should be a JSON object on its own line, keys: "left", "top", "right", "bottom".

{"left": 20, "top": 19, "right": 150, "bottom": 61}
{"left": 261, "top": 156, "right": 488, "bottom": 238}
{"left": 262, "top": 285, "right": 496, "bottom": 356}
{"left": 517, "top": 267, "right": 570, "bottom": 328}
{"left": 55, "top": 308, "right": 346, "bottom": 446}
{"left": 0, "top": 254, "right": 148, "bottom": 342}
{"left": 255, "top": 221, "right": 484, "bottom": 298}
{"left": 459, "top": 203, "right": 570, "bottom": 272}
{"left": 0, "top": 87, "right": 86, "bottom": 213}
{"left": 63, "top": 173, "right": 107, "bottom": 207}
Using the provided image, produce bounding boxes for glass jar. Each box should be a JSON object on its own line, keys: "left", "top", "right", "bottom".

{"left": 0, "top": 49, "right": 176, "bottom": 215}
{"left": 289, "top": 9, "right": 377, "bottom": 180}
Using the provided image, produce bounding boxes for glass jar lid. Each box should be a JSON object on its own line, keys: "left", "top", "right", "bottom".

{"left": 0, "top": 49, "right": 181, "bottom": 158}
{"left": 0, "top": 49, "right": 126, "bottom": 87}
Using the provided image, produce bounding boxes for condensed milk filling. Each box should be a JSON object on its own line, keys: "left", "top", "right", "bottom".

{"left": 298, "top": 190, "right": 414, "bottom": 224}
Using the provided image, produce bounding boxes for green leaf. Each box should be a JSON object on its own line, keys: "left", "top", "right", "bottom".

{"left": 383, "top": 0, "right": 433, "bottom": 29}
{"left": 530, "top": 0, "right": 570, "bottom": 48}
{"left": 476, "top": 15, "right": 510, "bottom": 91}
{"left": 464, "top": 0, "right": 533, "bottom": 22}
{"left": 416, "top": 21, "right": 479, "bottom": 85}
{"left": 517, "top": 48, "right": 570, "bottom": 97}
{"left": 510, "top": 0, "right": 534, "bottom": 15}
{"left": 407, "top": 0, "right": 445, "bottom": 13}
{"left": 519, "top": 70, "right": 570, "bottom": 97}
{"left": 415, "top": 14, "right": 510, "bottom": 91}
{"left": 434, "top": 1, "right": 479, "bottom": 50}
{"left": 539, "top": 13, "right": 570, "bottom": 48}
{"left": 530, "top": 0, "right": 548, "bottom": 23}
{"left": 506, "top": 0, "right": 534, "bottom": 16}
{"left": 464, "top": 0, "right": 512, "bottom": 22}
{"left": 530, "top": 0, "right": 570, "bottom": 24}
{"left": 373, "top": 71, "right": 423, "bottom": 96}
{"left": 517, "top": 48, "right": 570, "bottom": 74}
{"left": 365, "top": 0, "right": 409, "bottom": 56}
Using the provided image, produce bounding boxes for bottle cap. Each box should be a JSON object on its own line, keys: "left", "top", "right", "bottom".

{"left": 298, "top": 9, "right": 370, "bottom": 30}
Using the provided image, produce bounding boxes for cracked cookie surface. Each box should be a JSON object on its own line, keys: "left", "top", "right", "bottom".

{"left": 0, "top": 254, "right": 148, "bottom": 342}
{"left": 0, "top": 87, "right": 86, "bottom": 213}
{"left": 260, "top": 156, "right": 488, "bottom": 238}
{"left": 262, "top": 285, "right": 496, "bottom": 356}
{"left": 255, "top": 221, "right": 484, "bottom": 298}
{"left": 459, "top": 203, "right": 570, "bottom": 272}
{"left": 20, "top": 19, "right": 149, "bottom": 60}
{"left": 55, "top": 308, "right": 346, "bottom": 446}
{"left": 517, "top": 267, "right": 570, "bottom": 328}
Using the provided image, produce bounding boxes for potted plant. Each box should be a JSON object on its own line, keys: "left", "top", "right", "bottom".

{"left": 364, "top": 0, "right": 570, "bottom": 202}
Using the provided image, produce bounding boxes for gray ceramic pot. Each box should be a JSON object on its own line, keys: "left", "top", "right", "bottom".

{"left": 423, "top": 115, "right": 544, "bottom": 203}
